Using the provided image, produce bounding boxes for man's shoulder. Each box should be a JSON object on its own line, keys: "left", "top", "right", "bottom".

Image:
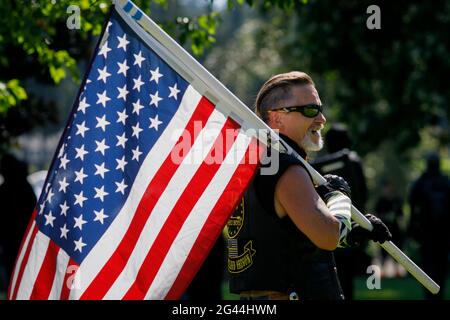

{"left": 256, "top": 152, "right": 308, "bottom": 186}
{"left": 279, "top": 151, "right": 302, "bottom": 164}
{"left": 278, "top": 152, "right": 310, "bottom": 176}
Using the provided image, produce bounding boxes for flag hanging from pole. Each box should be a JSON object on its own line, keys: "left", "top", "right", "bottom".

{"left": 9, "top": 1, "right": 264, "bottom": 300}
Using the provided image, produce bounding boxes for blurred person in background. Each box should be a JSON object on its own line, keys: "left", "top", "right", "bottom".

{"left": 408, "top": 152, "right": 450, "bottom": 300}
{"left": 311, "top": 123, "right": 369, "bottom": 300}
{"left": 375, "top": 180, "right": 406, "bottom": 278}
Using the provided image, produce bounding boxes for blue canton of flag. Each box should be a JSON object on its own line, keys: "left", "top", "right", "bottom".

{"left": 36, "top": 14, "right": 188, "bottom": 263}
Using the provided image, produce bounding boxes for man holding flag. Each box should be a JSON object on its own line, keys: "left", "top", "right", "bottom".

{"left": 227, "top": 71, "right": 392, "bottom": 300}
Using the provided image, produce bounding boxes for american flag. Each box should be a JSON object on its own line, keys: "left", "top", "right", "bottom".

{"left": 9, "top": 5, "right": 262, "bottom": 300}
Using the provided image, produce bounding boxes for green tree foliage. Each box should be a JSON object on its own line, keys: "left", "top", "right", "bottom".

{"left": 0, "top": 0, "right": 108, "bottom": 148}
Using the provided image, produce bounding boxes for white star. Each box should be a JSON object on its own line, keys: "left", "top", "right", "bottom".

{"left": 117, "top": 33, "right": 129, "bottom": 51}
{"left": 116, "top": 132, "right": 128, "bottom": 148}
{"left": 75, "top": 144, "right": 89, "bottom": 161}
{"left": 60, "top": 201, "right": 69, "bottom": 216}
{"left": 98, "top": 40, "right": 111, "bottom": 58}
{"left": 74, "top": 237, "right": 87, "bottom": 253}
{"left": 117, "top": 84, "right": 129, "bottom": 101}
{"left": 74, "top": 214, "right": 87, "bottom": 230}
{"left": 117, "top": 109, "right": 128, "bottom": 125}
{"left": 94, "top": 209, "right": 109, "bottom": 224}
{"left": 149, "top": 114, "right": 163, "bottom": 131}
{"left": 94, "top": 162, "right": 109, "bottom": 179}
{"left": 117, "top": 59, "right": 129, "bottom": 76}
{"left": 60, "top": 224, "right": 69, "bottom": 239}
{"left": 59, "top": 154, "right": 70, "bottom": 170}
{"left": 115, "top": 179, "right": 128, "bottom": 195}
{"left": 131, "top": 123, "right": 143, "bottom": 139}
{"left": 78, "top": 97, "right": 90, "bottom": 114}
{"left": 150, "top": 67, "right": 163, "bottom": 84}
{"left": 76, "top": 121, "right": 89, "bottom": 138}
{"left": 95, "top": 138, "right": 110, "bottom": 155}
{"left": 95, "top": 115, "right": 110, "bottom": 132}
{"left": 132, "top": 146, "right": 143, "bottom": 162}
{"left": 96, "top": 90, "right": 110, "bottom": 107}
{"left": 133, "top": 50, "right": 146, "bottom": 67}
{"left": 150, "top": 91, "right": 163, "bottom": 107}
{"left": 46, "top": 188, "right": 55, "bottom": 204}
{"left": 74, "top": 191, "right": 87, "bottom": 208}
{"left": 132, "top": 99, "right": 144, "bottom": 115}
{"left": 168, "top": 83, "right": 180, "bottom": 100}
{"left": 132, "top": 75, "right": 144, "bottom": 92}
{"left": 116, "top": 156, "right": 128, "bottom": 172}
{"left": 44, "top": 211, "right": 56, "bottom": 227}
{"left": 58, "top": 177, "right": 69, "bottom": 193}
{"left": 74, "top": 168, "right": 88, "bottom": 184}
{"left": 94, "top": 185, "right": 109, "bottom": 202}
{"left": 97, "top": 66, "right": 111, "bottom": 83}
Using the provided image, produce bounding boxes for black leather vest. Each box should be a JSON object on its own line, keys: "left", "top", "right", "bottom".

{"left": 227, "top": 136, "right": 345, "bottom": 300}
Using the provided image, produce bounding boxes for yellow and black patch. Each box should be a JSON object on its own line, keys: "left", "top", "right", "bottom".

{"left": 226, "top": 197, "right": 245, "bottom": 239}
{"left": 227, "top": 240, "right": 256, "bottom": 273}
{"left": 226, "top": 197, "right": 257, "bottom": 273}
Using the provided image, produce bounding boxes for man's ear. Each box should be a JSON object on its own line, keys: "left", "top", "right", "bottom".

{"left": 268, "top": 112, "right": 284, "bottom": 130}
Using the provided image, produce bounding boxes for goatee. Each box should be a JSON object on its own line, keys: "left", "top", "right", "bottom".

{"left": 300, "top": 130, "right": 324, "bottom": 152}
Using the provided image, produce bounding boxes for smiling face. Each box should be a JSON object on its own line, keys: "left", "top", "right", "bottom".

{"left": 267, "top": 84, "right": 326, "bottom": 152}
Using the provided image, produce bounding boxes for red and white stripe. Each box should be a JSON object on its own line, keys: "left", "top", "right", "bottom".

{"left": 9, "top": 85, "right": 262, "bottom": 300}
{"left": 15, "top": 230, "right": 51, "bottom": 299}
{"left": 8, "top": 213, "right": 37, "bottom": 300}
{"left": 147, "top": 133, "right": 258, "bottom": 299}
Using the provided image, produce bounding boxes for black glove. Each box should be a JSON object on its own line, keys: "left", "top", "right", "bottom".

{"left": 346, "top": 214, "right": 393, "bottom": 246}
{"left": 316, "top": 174, "right": 351, "bottom": 201}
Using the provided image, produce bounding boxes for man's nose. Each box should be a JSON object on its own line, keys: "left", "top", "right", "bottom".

{"left": 315, "top": 111, "right": 326, "bottom": 124}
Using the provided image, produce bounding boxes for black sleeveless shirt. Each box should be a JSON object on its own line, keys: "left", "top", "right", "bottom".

{"left": 227, "top": 135, "right": 344, "bottom": 300}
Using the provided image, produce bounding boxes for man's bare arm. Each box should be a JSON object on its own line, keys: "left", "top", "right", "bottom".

{"left": 274, "top": 165, "right": 340, "bottom": 250}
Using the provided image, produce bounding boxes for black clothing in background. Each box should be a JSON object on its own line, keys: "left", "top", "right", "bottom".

{"left": 409, "top": 154, "right": 450, "bottom": 300}
{"left": 0, "top": 154, "right": 37, "bottom": 289}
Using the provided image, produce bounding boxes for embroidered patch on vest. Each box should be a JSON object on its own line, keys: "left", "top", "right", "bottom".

{"left": 226, "top": 197, "right": 256, "bottom": 273}
{"left": 227, "top": 240, "right": 256, "bottom": 273}
{"left": 226, "top": 197, "right": 245, "bottom": 239}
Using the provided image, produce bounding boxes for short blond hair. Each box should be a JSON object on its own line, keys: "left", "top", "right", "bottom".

{"left": 255, "top": 71, "right": 315, "bottom": 122}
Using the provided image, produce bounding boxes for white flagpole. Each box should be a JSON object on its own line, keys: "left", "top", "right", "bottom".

{"left": 114, "top": 0, "right": 440, "bottom": 295}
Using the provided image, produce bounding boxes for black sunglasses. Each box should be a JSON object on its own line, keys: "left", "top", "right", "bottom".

{"left": 268, "top": 104, "right": 323, "bottom": 118}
